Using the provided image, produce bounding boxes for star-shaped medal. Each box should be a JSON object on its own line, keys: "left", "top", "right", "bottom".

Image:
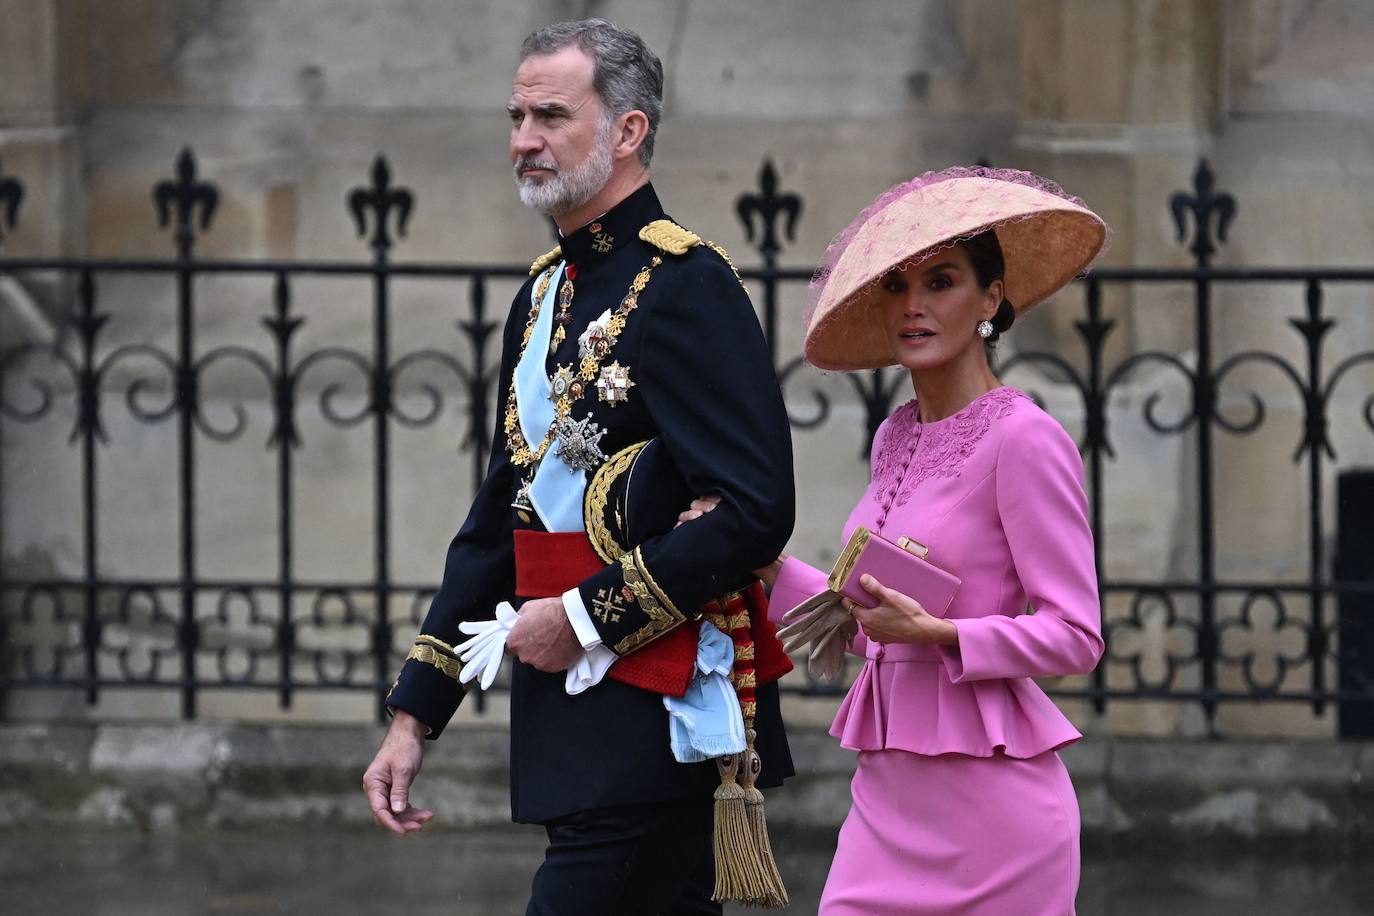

{"left": 596, "top": 362, "right": 635, "bottom": 406}
{"left": 552, "top": 414, "right": 608, "bottom": 472}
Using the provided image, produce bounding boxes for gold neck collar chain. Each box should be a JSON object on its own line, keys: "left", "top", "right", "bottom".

{"left": 504, "top": 255, "right": 664, "bottom": 468}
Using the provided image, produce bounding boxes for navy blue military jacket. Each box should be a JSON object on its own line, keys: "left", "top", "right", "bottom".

{"left": 386, "top": 183, "right": 795, "bottom": 823}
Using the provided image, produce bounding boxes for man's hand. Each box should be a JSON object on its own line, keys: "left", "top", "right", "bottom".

{"left": 362, "top": 710, "right": 435, "bottom": 837}
{"left": 507, "top": 597, "right": 585, "bottom": 672}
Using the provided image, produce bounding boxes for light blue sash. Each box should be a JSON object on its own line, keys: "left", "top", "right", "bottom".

{"left": 514, "top": 263, "right": 586, "bottom": 532}
{"left": 664, "top": 622, "right": 747, "bottom": 763}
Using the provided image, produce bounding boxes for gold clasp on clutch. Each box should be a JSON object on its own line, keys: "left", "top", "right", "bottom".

{"left": 896, "top": 536, "right": 929, "bottom": 559}
{"left": 827, "top": 526, "right": 872, "bottom": 592}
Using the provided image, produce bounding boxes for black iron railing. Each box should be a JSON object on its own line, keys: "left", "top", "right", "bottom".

{"left": 2, "top": 151, "right": 1372, "bottom": 732}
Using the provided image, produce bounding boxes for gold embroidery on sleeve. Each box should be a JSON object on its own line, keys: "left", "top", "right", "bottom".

{"left": 407, "top": 642, "right": 464, "bottom": 684}
{"left": 636, "top": 548, "right": 680, "bottom": 618}
{"left": 591, "top": 588, "right": 627, "bottom": 624}
{"left": 614, "top": 547, "right": 687, "bottom": 654}
{"left": 414, "top": 634, "right": 458, "bottom": 656}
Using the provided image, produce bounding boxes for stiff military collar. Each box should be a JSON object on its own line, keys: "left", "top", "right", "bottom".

{"left": 558, "top": 183, "right": 666, "bottom": 267}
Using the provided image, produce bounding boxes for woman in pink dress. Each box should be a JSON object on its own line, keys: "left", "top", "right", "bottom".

{"left": 690, "top": 167, "right": 1109, "bottom": 914}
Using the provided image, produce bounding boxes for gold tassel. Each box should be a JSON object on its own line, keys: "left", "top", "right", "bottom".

{"left": 706, "top": 597, "right": 790, "bottom": 908}
{"left": 739, "top": 729, "right": 789, "bottom": 908}
{"left": 712, "top": 752, "right": 757, "bottom": 903}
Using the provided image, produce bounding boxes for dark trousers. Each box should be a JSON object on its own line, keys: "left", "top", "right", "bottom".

{"left": 525, "top": 798, "right": 723, "bottom": 916}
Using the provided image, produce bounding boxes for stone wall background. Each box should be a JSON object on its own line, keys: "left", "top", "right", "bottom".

{"left": 3, "top": 0, "right": 1374, "bottom": 738}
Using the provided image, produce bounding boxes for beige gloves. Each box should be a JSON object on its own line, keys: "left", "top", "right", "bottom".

{"left": 776, "top": 592, "right": 857, "bottom": 682}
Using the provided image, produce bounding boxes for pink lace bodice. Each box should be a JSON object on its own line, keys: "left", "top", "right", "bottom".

{"left": 871, "top": 387, "right": 1028, "bottom": 523}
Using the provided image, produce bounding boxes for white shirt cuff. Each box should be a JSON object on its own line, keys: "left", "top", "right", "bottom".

{"left": 562, "top": 587, "right": 604, "bottom": 650}
{"left": 565, "top": 646, "right": 617, "bottom": 695}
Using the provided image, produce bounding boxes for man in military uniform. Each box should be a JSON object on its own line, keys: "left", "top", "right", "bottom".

{"left": 363, "top": 19, "right": 795, "bottom": 915}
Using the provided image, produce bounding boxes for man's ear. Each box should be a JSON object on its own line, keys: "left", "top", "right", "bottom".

{"left": 613, "top": 110, "right": 650, "bottom": 162}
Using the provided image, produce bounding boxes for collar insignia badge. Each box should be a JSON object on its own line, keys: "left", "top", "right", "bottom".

{"left": 590, "top": 222, "right": 614, "bottom": 254}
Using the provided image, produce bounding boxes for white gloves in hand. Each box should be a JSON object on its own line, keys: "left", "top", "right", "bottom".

{"left": 776, "top": 592, "right": 857, "bottom": 683}
{"left": 454, "top": 600, "right": 615, "bottom": 695}
{"left": 456, "top": 601, "right": 518, "bottom": 690}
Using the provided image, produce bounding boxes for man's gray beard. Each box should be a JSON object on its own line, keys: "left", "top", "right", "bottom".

{"left": 516, "top": 131, "right": 615, "bottom": 217}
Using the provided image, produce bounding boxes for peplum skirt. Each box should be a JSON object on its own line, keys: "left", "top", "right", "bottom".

{"left": 819, "top": 747, "right": 1080, "bottom": 916}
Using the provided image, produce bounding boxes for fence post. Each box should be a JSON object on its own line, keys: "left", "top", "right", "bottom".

{"left": 1336, "top": 470, "right": 1374, "bottom": 737}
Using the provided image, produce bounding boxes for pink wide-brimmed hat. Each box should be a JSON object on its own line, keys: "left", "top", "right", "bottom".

{"left": 804, "top": 166, "right": 1109, "bottom": 371}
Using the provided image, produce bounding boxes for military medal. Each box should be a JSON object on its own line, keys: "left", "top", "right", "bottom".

{"left": 595, "top": 361, "right": 635, "bottom": 406}
{"left": 553, "top": 414, "right": 608, "bottom": 472}
{"left": 578, "top": 309, "right": 612, "bottom": 360}
{"left": 549, "top": 365, "right": 575, "bottom": 400}
{"left": 550, "top": 265, "right": 576, "bottom": 355}
{"left": 511, "top": 472, "right": 534, "bottom": 513}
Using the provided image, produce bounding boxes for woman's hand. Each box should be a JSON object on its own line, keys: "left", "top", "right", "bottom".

{"left": 752, "top": 554, "right": 788, "bottom": 589}
{"left": 844, "top": 574, "right": 958, "bottom": 647}
{"left": 675, "top": 493, "right": 787, "bottom": 586}
{"left": 676, "top": 494, "right": 722, "bottom": 527}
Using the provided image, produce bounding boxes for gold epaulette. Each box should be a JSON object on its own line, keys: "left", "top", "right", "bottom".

{"left": 641, "top": 220, "right": 746, "bottom": 288}
{"left": 528, "top": 245, "right": 562, "bottom": 277}
{"left": 639, "top": 219, "right": 701, "bottom": 255}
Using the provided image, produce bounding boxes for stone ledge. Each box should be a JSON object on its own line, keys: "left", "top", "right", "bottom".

{"left": 2, "top": 722, "right": 1370, "bottom": 843}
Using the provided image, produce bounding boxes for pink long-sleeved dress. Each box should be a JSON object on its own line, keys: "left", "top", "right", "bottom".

{"left": 771, "top": 386, "right": 1104, "bottom": 916}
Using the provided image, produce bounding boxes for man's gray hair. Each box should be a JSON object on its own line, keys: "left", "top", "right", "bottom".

{"left": 521, "top": 19, "right": 665, "bottom": 167}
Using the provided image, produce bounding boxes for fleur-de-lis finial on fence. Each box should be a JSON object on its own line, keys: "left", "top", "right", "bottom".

{"left": 1170, "top": 158, "right": 1236, "bottom": 268}
{"left": 154, "top": 148, "right": 219, "bottom": 258}
{"left": 348, "top": 156, "right": 413, "bottom": 259}
{"left": 0, "top": 153, "right": 25, "bottom": 246}
{"left": 736, "top": 157, "right": 802, "bottom": 264}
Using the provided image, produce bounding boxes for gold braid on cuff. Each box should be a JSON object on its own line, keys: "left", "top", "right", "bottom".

{"left": 406, "top": 640, "right": 464, "bottom": 685}
{"left": 414, "top": 634, "right": 458, "bottom": 656}
{"left": 613, "top": 547, "right": 686, "bottom": 654}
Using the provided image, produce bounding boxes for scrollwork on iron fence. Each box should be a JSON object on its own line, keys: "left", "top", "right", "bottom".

{"left": 2, "top": 151, "right": 1373, "bottom": 733}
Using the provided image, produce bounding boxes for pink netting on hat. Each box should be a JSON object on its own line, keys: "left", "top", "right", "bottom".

{"left": 803, "top": 165, "right": 1099, "bottom": 331}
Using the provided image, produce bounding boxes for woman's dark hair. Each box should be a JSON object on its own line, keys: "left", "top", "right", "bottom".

{"left": 958, "top": 229, "right": 1015, "bottom": 348}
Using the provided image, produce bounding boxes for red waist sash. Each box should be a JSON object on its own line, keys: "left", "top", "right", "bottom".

{"left": 513, "top": 529, "right": 792, "bottom": 697}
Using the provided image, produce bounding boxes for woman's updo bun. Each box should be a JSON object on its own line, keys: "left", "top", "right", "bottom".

{"left": 958, "top": 230, "right": 1014, "bottom": 348}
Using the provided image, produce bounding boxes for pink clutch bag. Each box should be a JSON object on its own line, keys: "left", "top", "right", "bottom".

{"left": 827, "top": 526, "right": 961, "bottom": 618}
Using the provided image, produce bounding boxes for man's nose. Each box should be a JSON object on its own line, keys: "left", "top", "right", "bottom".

{"left": 510, "top": 122, "right": 544, "bottom": 159}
